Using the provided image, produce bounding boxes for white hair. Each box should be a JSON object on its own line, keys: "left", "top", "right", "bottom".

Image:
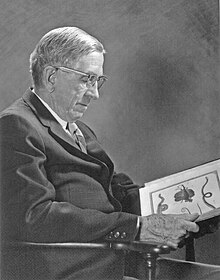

{"left": 29, "top": 27, "right": 105, "bottom": 88}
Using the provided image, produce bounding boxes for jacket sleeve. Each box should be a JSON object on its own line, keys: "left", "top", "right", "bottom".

{"left": 0, "top": 114, "right": 139, "bottom": 243}
{"left": 111, "top": 172, "right": 141, "bottom": 215}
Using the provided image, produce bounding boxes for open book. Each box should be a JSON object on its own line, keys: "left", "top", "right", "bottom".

{"left": 140, "top": 160, "right": 220, "bottom": 222}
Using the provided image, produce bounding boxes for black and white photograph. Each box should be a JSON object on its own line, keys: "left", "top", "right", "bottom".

{"left": 0, "top": 1, "right": 219, "bottom": 279}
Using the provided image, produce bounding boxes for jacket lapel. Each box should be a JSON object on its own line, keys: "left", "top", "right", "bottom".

{"left": 22, "top": 89, "right": 114, "bottom": 181}
{"left": 22, "top": 89, "right": 119, "bottom": 208}
{"left": 22, "top": 89, "right": 79, "bottom": 150}
{"left": 77, "top": 121, "right": 114, "bottom": 174}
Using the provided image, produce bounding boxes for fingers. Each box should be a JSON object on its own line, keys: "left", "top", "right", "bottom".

{"left": 166, "top": 240, "right": 179, "bottom": 249}
{"left": 164, "top": 229, "right": 191, "bottom": 249}
{"left": 172, "top": 213, "right": 199, "bottom": 221}
{"left": 163, "top": 214, "right": 199, "bottom": 247}
{"left": 169, "top": 213, "right": 200, "bottom": 233}
{"left": 183, "top": 213, "right": 199, "bottom": 221}
{"left": 181, "top": 220, "right": 199, "bottom": 233}
{"left": 188, "top": 221, "right": 199, "bottom": 233}
{"left": 139, "top": 214, "right": 199, "bottom": 249}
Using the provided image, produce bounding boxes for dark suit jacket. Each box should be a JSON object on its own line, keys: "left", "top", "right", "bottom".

{"left": 0, "top": 89, "right": 139, "bottom": 280}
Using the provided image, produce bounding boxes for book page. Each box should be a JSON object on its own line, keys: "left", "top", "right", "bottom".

{"left": 140, "top": 160, "right": 220, "bottom": 222}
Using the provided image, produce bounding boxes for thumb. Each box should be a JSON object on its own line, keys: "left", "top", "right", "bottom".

{"left": 177, "top": 213, "right": 199, "bottom": 221}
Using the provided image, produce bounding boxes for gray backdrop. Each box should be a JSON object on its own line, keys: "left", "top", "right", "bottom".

{"left": 0, "top": 0, "right": 219, "bottom": 265}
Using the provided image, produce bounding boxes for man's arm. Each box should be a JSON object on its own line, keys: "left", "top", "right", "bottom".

{"left": 110, "top": 172, "right": 201, "bottom": 248}
{"left": 111, "top": 172, "right": 141, "bottom": 215}
{"left": 0, "top": 114, "right": 139, "bottom": 243}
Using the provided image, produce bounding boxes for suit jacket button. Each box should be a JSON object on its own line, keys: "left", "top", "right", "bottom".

{"left": 108, "top": 232, "right": 114, "bottom": 239}
{"left": 114, "top": 231, "right": 120, "bottom": 238}
{"left": 121, "top": 232, "right": 127, "bottom": 239}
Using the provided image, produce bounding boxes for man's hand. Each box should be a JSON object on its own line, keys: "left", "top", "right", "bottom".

{"left": 139, "top": 213, "right": 199, "bottom": 249}
{"left": 193, "top": 216, "right": 220, "bottom": 238}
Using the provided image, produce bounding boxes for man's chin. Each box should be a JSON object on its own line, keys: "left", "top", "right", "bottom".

{"left": 68, "top": 111, "right": 84, "bottom": 122}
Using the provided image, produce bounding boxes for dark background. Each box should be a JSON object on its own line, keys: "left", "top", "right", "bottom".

{"left": 0, "top": 0, "right": 219, "bottom": 264}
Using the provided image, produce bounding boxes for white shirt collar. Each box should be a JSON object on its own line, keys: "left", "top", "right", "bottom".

{"left": 32, "top": 89, "right": 83, "bottom": 136}
{"left": 32, "top": 89, "right": 68, "bottom": 132}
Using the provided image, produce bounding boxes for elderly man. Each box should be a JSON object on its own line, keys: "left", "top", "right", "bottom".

{"left": 0, "top": 27, "right": 207, "bottom": 280}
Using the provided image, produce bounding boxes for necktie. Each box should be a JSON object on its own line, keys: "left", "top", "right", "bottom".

{"left": 67, "top": 122, "right": 87, "bottom": 153}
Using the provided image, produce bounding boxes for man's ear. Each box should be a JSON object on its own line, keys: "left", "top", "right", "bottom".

{"left": 43, "top": 66, "right": 57, "bottom": 93}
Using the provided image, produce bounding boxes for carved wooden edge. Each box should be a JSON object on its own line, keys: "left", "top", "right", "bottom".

{"left": 3, "top": 241, "right": 171, "bottom": 255}
{"left": 4, "top": 241, "right": 110, "bottom": 249}
{"left": 111, "top": 241, "right": 171, "bottom": 255}
{"left": 4, "top": 241, "right": 171, "bottom": 255}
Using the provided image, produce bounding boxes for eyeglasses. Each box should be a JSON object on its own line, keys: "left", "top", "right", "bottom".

{"left": 52, "top": 66, "right": 108, "bottom": 89}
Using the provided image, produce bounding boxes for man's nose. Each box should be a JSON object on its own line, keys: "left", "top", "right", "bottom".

{"left": 86, "top": 83, "right": 99, "bottom": 100}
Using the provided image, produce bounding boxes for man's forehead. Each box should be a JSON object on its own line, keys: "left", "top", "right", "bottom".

{"left": 72, "top": 52, "right": 104, "bottom": 75}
